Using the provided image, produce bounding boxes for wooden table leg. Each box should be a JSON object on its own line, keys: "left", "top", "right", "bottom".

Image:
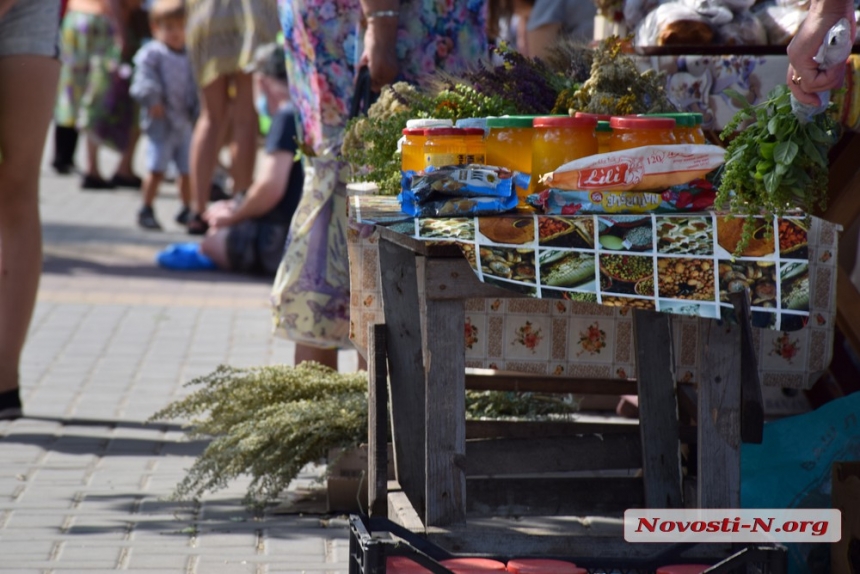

{"left": 378, "top": 238, "right": 427, "bottom": 519}
{"left": 423, "top": 285, "right": 467, "bottom": 526}
{"left": 367, "top": 323, "right": 388, "bottom": 517}
{"left": 633, "top": 310, "right": 684, "bottom": 508}
{"left": 698, "top": 318, "right": 741, "bottom": 508}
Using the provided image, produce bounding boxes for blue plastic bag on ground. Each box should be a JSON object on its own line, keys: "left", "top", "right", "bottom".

{"left": 156, "top": 243, "right": 217, "bottom": 271}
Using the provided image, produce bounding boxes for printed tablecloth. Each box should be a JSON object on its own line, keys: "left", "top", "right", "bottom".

{"left": 348, "top": 196, "right": 839, "bottom": 389}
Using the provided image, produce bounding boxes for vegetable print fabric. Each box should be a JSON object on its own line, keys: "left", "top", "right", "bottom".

{"left": 348, "top": 197, "right": 839, "bottom": 389}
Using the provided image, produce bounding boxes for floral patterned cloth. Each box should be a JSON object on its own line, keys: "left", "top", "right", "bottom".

{"left": 272, "top": 0, "right": 487, "bottom": 349}
{"left": 54, "top": 11, "right": 117, "bottom": 130}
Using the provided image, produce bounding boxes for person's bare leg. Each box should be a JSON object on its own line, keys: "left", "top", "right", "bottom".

{"left": 189, "top": 75, "right": 229, "bottom": 216}
{"left": 141, "top": 172, "right": 163, "bottom": 207}
{"left": 0, "top": 55, "right": 60, "bottom": 398}
{"left": 115, "top": 125, "right": 140, "bottom": 179}
{"left": 229, "top": 72, "right": 258, "bottom": 193}
{"left": 295, "top": 344, "right": 339, "bottom": 370}
{"left": 177, "top": 173, "right": 191, "bottom": 207}
{"left": 85, "top": 135, "right": 102, "bottom": 179}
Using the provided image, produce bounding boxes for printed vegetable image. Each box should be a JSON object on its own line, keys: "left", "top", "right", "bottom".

{"left": 717, "top": 85, "right": 840, "bottom": 254}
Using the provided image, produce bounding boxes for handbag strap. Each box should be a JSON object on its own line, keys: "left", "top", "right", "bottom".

{"left": 349, "top": 66, "right": 376, "bottom": 120}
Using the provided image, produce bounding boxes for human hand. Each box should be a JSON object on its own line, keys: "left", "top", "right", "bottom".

{"left": 202, "top": 200, "right": 236, "bottom": 229}
{"left": 359, "top": 18, "right": 399, "bottom": 92}
{"left": 786, "top": 4, "right": 856, "bottom": 106}
{"left": 150, "top": 103, "right": 165, "bottom": 119}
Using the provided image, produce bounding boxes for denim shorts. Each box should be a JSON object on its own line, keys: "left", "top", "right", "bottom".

{"left": 0, "top": 0, "right": 61, "bottom": 58}
{"left": 146, "top": 127, "right": 192, "bottom": 174}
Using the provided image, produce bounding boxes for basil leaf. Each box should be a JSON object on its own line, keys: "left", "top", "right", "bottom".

{"left": 724, "top": 88, "right": 752, "bottom": 110}
{"left": 775, "top": 140, "right": 798, "bottom": 165}
{"left": 805, "top": 123, "right": 829, "bottom": 143}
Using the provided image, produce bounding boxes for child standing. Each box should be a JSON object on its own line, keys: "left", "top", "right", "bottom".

{"left": 130, "top": 0, "right": 197, "bottom": 230}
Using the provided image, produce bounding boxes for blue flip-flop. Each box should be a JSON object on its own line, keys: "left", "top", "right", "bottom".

{"left": 156, "top": 242, "right": 217, "bottom": 271}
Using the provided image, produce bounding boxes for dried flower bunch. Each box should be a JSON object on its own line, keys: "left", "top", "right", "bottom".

{"left": 568, "top": 36, "right": 675, "bottom": 115}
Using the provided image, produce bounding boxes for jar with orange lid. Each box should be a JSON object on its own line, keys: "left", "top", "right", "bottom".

{"left": 609, "top": 116, "right": 677, "bottom": 151}
{"left": 485, "top": 116, "right": 536, "bottom": 174}
{"left": 530, "top": 115, "right": 598, "bottom": 193}
{"left": 596, "top": 121, "right": 612, "bottom": 154}
{"left": 641, "top": 113, "right": 703, "bottom": 145}
{"left": 401, "top": 128, "right": 427, "bottom": 172}
{"left": 424, "top": 127, "right": 467, "bottom": 168}
{"left": 462, "top": 127, "right": 486, "bottom": 164}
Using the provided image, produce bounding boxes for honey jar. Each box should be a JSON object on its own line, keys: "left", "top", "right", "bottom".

{"left": 462, "top": 128, "right": 486, "bottom": 164}
{"left": 596, "top": 121, "right": 612, "bottom": 154}
{"left": 485, "top": 116, "right": 536, "bottom": 174}
{"left": 424, "top": 127, "right": 467, "bottom": 168}
{"left": 641, "top": 113, "right": 702, "bottom": 145}
{"left": 609, "top": 116, "right": 677, "bottom": 151}
{"left": 400, "top": 128, "right": 426, "bottom": 172}
{"left": 531, "top": 115, "right": 598, "bottom": 193}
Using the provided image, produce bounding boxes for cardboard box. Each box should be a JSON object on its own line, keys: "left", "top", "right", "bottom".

{"left": 326, "top": 445, "right": 394, "bottom": 513}
{"left": 832, "top": 461, "right": 860, "bottom": 574}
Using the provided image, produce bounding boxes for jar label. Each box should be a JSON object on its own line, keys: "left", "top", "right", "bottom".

{"left": 426, "top": 153, "right": 465, "bottom": 167}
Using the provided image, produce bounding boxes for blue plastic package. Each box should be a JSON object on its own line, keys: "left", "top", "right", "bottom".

{"left": 156, "top": 242, "right": 217, "bottom": 271}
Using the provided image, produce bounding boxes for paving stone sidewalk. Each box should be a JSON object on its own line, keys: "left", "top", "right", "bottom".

{"left": 0, "top": 144, "right": 356, "bottom": 573}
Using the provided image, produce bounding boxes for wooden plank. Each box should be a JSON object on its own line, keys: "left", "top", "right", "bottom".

{"left": 698, "top": 318, "right": 742, "bottom": 508}
{"left": 465, "top": 372, "right": 638, "bottom": 395}
{"left": 424, "top": 258, "right": 519, "bottom": 300}
{"left": 467, "top": 477, "right": 644, "bottom": 516}
{"left": 423, "top": 295, "right": 467, "bottom": 527}
{"left": 387, "top": 484, "right": 426, "bottom": 534}
{"left": 378, "top": 238, "right": 427, "bottom": 518}
{"left": 729, "top": 290, "right": 764, "bottom": 444}
{"left": 465, "top": 419, "right": 638, "bottom": 439}
{"left": 465, "top": 435, "right": 641, "bottom": 476}
{"left": 367, "top": 323, "right": 389, "bottom": 517}
{"left": 376, "top": 225, "right": 462, "bottom": 258}
{"left": 632, "top": 309, "right": 683, "bottom": 509}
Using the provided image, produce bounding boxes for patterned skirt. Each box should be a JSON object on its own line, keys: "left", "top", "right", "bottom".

{"left": 186, "top": 0, "right": 280, "bottom": 89}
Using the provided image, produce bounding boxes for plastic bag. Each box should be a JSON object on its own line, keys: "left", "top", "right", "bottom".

{"left": 624, "top": 0, "right": 663, "bottom": 32}
{"left": 635, "top": 3, "right": 715, "bottom": 46}
{"left": 542, "top": 145, "right": 726, "bottom": 192}
{"left": 715, "top": 10, "right": 768, "bottom": 45}
{"left": 399, "top": 190, "right": 518, "bottom": 217}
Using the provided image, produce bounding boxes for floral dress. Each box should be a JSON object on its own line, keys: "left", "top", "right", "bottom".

{"left": 272, "top": 0, "right": 487, "bottom": 349}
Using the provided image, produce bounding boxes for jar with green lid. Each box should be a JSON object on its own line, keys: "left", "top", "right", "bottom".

{"left": 596, "top": 121, "right": 612, "bottom": 154}
{"left": 609, "top": 116, "right": 677, "bottom": 151}
{"left": 401, "top": 128, "right": 427, "bottom": 173}
{"left": 485, "top": 116, "right": 537, "bottom": 174}
{"left": 462, "top": 128, "right": 486, "bottom": 164}
{"left": 531, "top": 115, "right": 598, "bottom": 193}
{"left": 641, "top": 113, "right": 702, "bottom": 145}
{"left": 424, "top": 127, "right": 467, "bottom": 168}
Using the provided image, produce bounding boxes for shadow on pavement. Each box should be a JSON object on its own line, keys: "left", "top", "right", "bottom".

{"left": 42, "top": 252, "right": 269, "bottom": 285}
{"left": 21, "top": 414, "right": 187, "bottom": 432}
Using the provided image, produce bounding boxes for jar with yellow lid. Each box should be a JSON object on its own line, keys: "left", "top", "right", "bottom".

{"left": 401, "top": 128, "right": 427, "bottom": 173}
{"left": 641, "top": 113, "right": 703, "bottom": 145}
{"left": 609, "top": 116, "right": 677, "bottom": 152}
{"left": 424, "top": 127, "right": 467, "bottom": 168}
{"left": 486, "top": 116, "right": 536, "bottom": 174}
{"left": 462, "top": 128, "right": 486, "bottom": 164}
{"left": 531, "top": 115, "right": 598, "bottom": 193}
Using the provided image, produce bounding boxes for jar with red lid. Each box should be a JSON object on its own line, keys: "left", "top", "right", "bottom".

{"left": 531, "top": 115, "right": 598, "bottom": 193}
{"left": 424, "top": 127, "right": 467, "bottom": 168}
{"left": 401, "top": 128, "right": 427, "bottom": 172}
{"left": 609, "top": 116, "right": 677, "bottom": 151}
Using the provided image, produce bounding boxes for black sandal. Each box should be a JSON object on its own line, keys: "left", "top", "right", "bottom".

{"left": 186, "top": 213, "right": 209, "bottom": 236}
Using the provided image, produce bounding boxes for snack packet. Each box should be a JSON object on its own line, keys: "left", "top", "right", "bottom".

{"left": 541, "top": 145, "right": 726, "bottom": 192}
{"left": 399, "top": 191, "right": 518, "bottom": 217}
{"left": 528, "top": 179, "right": 718, "bottom": 215}
{"left": 405, "top": 164, "right": 515, "bottom": 203}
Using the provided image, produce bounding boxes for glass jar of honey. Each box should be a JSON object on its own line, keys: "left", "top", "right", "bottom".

{"left": 609, "top": 116, "right": 677, "bottom": 151}
{"left": 596, "top": 121, "right": 612, "bottom": 154}
{"left": 531, "top": 115, "right": 598, "bottom": 193}
{"left": 424, "top": 127, "right": 467, "bottom": 168}
{"left": 401, "top": 128, "right": 427, "bottom": 172}
{"left": 641, "top": 113, "right": 702, "bottom": 145}
{"left": 485, "top": 116, "right": 536, "bottom": 174}
{"left": 462, "top": 128, "right": 486, "bottom": 164}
